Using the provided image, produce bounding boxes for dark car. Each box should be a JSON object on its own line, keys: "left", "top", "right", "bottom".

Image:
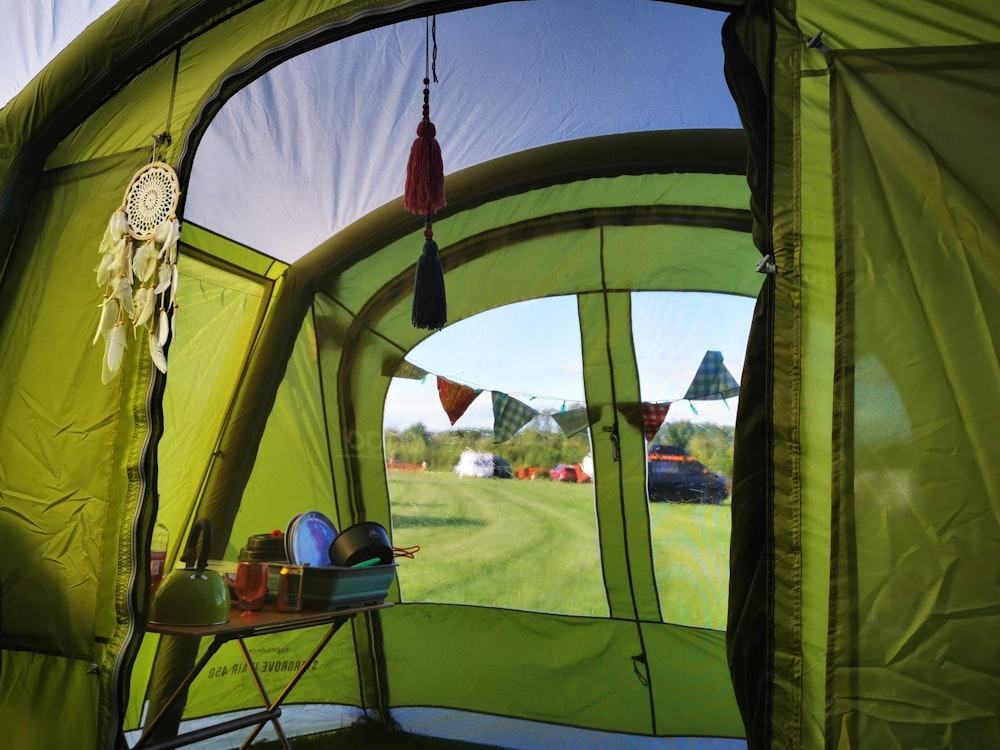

{"left": 646, "top": 445, "right": 728, "bottom": 504}
{"left": 492, "top": 455, "right": 513, "bottom": 479}
{"left": 550, "top": 464, "right": 578, "bottom": 482}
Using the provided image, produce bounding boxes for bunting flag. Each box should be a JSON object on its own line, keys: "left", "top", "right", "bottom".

{"left": 550, "top": 406, "right": 593, "bottom": 438}
{"left": 389, "top": 348, "right": 738, "bottom": 428}
{"left": 492, "top": 392, "right": 538, "bottom": 444}
{"left": 682, "top": 350, "right": 740, "bottom": 401}
{"left": 642, "top": 402, "right": 672, "bottom": 442}
{"left": 437, "top": 376, "right": 482, "bottom": 425}
{"left": 394, "top": 360, "right": 429, "bottom": 380}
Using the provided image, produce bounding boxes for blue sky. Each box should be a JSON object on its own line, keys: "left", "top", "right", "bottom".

{"left": 385, "top": 292, "right": 755, "bottom": 432}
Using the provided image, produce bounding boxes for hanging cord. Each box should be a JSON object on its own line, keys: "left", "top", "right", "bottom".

{"left": 151, "top": 132, "right": 171, "bottom": 163}
{"left": 393, "top": 545, "right": 421, "bottom": 559}
{"left": 149, "top": 50, "right": 180, "bottom": 164}
{"left": 426, "top": 15, "right": 438, "bottom": 84}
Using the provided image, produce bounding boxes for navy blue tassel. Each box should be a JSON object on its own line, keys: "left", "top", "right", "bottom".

{"left": 411, "top": 220, "right": 447, "bottom": 330}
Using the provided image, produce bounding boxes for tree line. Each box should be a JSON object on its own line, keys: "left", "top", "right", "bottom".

{"left": 385, "top": 417, "right": 735, "bottom": 479}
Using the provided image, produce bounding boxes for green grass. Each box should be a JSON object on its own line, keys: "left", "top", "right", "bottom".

{"left": 389, "top": 472, "right": 607, "bottom": 616}
{"left": 649, "top": 501, "right": 731, "bottom": 629}
{"left": 388, "top": 472, "right": 730, "bottom": 628}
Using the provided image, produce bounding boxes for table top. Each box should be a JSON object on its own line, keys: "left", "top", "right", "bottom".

{"left": 146, "top": 601, "right": 391, "bottom": 639}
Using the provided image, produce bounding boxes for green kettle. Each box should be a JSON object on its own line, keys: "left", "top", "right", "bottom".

{"left": 149, "top": 519, "right": 230, "bottom": 626}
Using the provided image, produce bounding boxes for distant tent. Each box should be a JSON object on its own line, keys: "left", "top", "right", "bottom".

{"left": 454, "top": 450, "right": 512, "bottom": 479}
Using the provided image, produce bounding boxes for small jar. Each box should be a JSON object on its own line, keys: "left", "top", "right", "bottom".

{"left": 277, "top": 565, "right": 304, "bottom": 612}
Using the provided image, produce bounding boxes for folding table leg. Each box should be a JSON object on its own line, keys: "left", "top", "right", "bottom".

{"left": 235, "top": 638, "right": 291, "bottom": 750}
{"left": 237, "top": 617, "right": 350, "bottom": 749}
{"left": 133, "top": 637, "right": 225, "bottom": 749}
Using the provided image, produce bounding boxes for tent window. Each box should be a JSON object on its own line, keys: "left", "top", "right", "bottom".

{"left": 633, "top": 291, "right": 753, "bottom": 630}
{"left": 384, "top": 297, "right": 607, "bottom": 616}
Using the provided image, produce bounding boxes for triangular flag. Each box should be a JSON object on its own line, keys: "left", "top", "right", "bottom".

{"left": 491, "top": 392, "right": 538, "bottom": 444}
{"left": 437, "top": 377, "right": 481, "bottom": 425}
{"left": 682, "top": 350, "right": 740, "bottom": 401}
{"left": 642, "top": 402, "right": 671, "bottom": 443}
{"left": 551, "top": 407, "right": 593, "bottom": 438}
{"left": 394, "top": 360, "right": 428, "bottom": 380}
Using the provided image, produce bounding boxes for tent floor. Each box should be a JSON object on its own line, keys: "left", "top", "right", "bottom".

{"left": 257, "top": 723, "right": 501, "bottom": 749}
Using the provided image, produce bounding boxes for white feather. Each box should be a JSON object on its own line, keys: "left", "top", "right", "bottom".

{"left": 158, "top": 308, "right": 170, "bottom": 346}
{"left": 123, "top": 238, "right": 134, "bottom": 286}
{"left": 96, "top": 252, "right": 114, "bottom": 286}
{"left": 169, "top": 263, "right": 179, "bottom": 306}
{"left": 106, "top": 324, "right": 126, "bottom": 374}
{"left": 132, "top": 287, "right": 153, "bottom": 329}
{"left": 101, "top": 354, "right": 114, "bottom": 385}
{"left": 115, "top": 276, "right": 134, "bottom": 318}
{"left": 144, "top": 289, "right": 158, "bottom": 329}
{"left": 108, "top": 247, "right": 124, "bottom": 279}
{"left": 149, "top": 332, "right": 167, "bottom": 374}
{"left": 153, "top": 263, "right": 172, "bottom": 295}
{"left": 163, "top": 219, "right": 181, "bottom": 264}
{"left": 153, "top": 219, "right": 171, "bottom": 246}
{"left": 92, "top": 297, "right": 116, "bottom": 345}
{"left": 133, "top": 241, "right": 158, "bottom": 282}
{"left": 109, "top": 209, "right": 128, "bottom": 238}
{"left": 99, "top": 226, "right": 115, "bottom": 256}
{"left": 131, "top": 287, "right": 146, "bottom": 325}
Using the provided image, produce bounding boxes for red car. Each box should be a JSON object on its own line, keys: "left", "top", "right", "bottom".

{"left": 550, "top": 464, "right": 578, "bottom": 482}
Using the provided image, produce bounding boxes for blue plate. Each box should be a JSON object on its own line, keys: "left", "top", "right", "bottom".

{"left": 286, "top": 511, "right": 339, "bottom": 567}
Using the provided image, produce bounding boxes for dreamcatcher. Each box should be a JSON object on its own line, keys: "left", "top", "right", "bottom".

{"left": 93, "top": 157, "right": 181, "bottom": 383}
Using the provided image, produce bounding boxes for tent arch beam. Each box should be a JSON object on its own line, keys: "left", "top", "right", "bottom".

{"left": 331, "top": 205, "right": 754, "bottom": 518}
{"left": 192, "top": 131, "right": 751, "bottom": 552}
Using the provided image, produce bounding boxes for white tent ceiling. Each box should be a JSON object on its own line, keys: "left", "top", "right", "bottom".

{"left": 185, "top": 0, "right": 739, "bottom": 262}
{"left": 0, "top": 0, "right": 118, "bottom": 108}
{"left": 0, "top": 1, "right": 740, "bottom": 265}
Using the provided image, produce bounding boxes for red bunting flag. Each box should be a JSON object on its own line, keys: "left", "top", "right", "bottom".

{"left": 437, "top": 376, "right": 481, "bottom": 425}
{"left": 642, "top": 402, "right": 671, "bottom": 443}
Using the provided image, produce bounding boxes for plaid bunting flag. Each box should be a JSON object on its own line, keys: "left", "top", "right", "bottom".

{"left": 437, "top": 377, "right": 481, "bottom": 425}
{"left": 551, "top": 406, "right": 593, "bottom": 438}
{"left": 394, "top": 360, "right": 428, "bottom": 380}
{"left": 682, "top": 350, "right": 740, "bottom": 401}
{"left": 492, "top": 392, "right": 538, "bottom": 443}
{"left": 642, "top": 402, "right": 671, "bottom": 442}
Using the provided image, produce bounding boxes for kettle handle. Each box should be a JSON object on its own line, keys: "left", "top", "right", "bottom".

{"left": 179, "top": 519, "right": 212, "bottom": 572}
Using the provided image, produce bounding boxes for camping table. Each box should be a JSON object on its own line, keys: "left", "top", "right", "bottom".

{"left": 132, "top": 602, "right": 391, "bottom": 750}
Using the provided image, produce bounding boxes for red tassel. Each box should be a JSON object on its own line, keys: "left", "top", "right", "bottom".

{"left": 403, "top": 79, "right": 446, "bottom": 216}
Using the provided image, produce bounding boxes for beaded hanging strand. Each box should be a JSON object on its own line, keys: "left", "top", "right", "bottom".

{"left": 403, "top": 16, "right": 447, "bottom": 330}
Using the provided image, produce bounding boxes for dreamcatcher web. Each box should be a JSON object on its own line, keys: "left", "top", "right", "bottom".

{"left": 124, "top": 162, "right": 179, "bottom": 240}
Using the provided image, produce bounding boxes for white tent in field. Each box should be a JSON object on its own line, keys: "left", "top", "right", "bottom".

{"left": 1, "top": 2, "right": 998, "bottom": 750}
{"left": 454, "top": 451, "right": 501, "bottom": 479}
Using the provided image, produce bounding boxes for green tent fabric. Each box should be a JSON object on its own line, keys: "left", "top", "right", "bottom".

{"left": 0, "top": 2, "right": 998, "bottom": 750}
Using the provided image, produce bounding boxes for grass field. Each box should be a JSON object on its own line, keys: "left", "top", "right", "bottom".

{"left": 388, "top": 471, "right": 731, "bottom": 630}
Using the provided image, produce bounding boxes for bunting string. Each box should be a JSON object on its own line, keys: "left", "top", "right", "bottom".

{"left": 392, "top": 348, "right": 740, "bottom": 441}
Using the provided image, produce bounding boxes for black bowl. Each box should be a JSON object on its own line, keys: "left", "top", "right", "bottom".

{"left": 328, "top": 522, "right": 393, "bottom": 568}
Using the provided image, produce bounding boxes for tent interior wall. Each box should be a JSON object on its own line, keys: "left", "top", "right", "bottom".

{"left": 0, "top": 2, "right": 997, "bottom": 750}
